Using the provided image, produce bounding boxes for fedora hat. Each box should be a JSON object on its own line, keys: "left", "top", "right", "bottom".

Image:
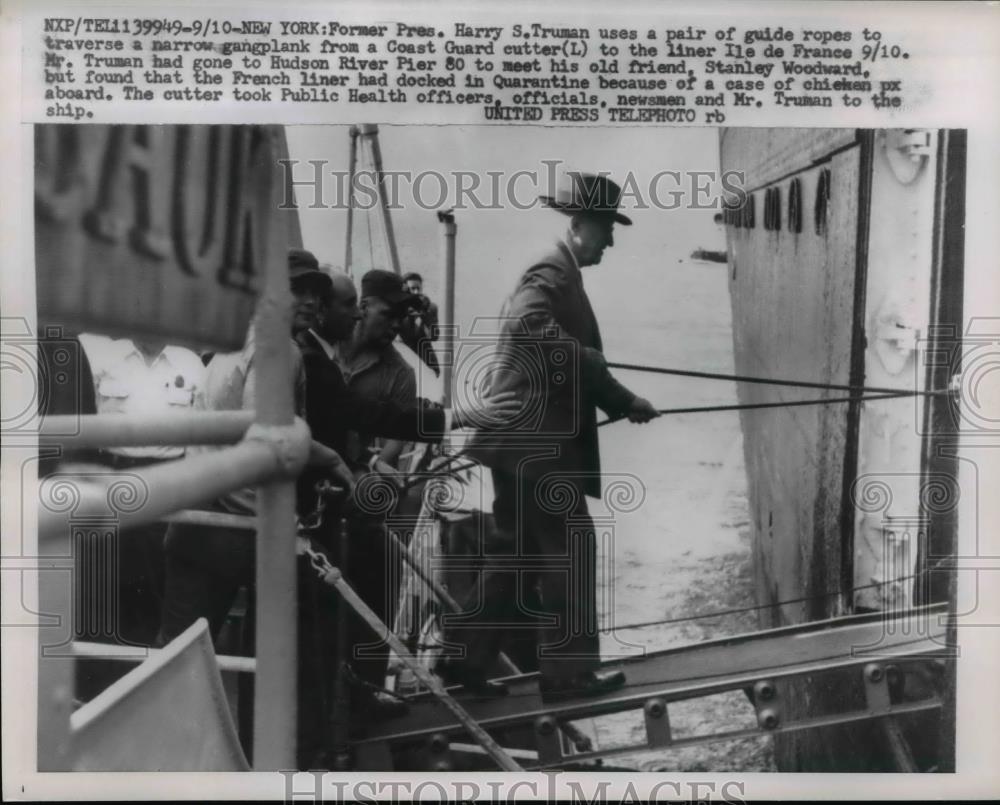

{"left": 540, "top": 171, "right": 633, "bottom": 226}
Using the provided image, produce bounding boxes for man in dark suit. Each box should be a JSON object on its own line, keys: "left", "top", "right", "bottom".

{"left": 447, "top": 172, "right": 659, "bottom": 701}
{"left": 292, "top": 265, "right": 520, "bottom": 726}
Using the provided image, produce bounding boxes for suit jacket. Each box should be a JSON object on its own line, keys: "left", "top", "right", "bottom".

{"left": 464, "top": 242, "right": 635, "bottom": 498}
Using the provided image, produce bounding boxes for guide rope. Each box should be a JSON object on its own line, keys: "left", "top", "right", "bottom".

{"left": 597, "top": 389, "right": 952, "bottom": 426}
{"left": 606, "top": 360, "right": 953, "bottom": 397}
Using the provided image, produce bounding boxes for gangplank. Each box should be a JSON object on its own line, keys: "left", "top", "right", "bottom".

{"left": 356, "top": 603, "right": 949, "bottom": 770}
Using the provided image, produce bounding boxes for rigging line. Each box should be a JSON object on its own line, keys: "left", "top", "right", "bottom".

{"left": 364, "top": 172, "right": 377, "bottom": 268}
{"left": 606, "top": 360, "right": 951, "bottom": 397}
{"left": 365, "top": 209, "right": 376, "bottom": 269}
{"left": 598, "top": 567, "right": 940, "bottom": 634}
{"left": 596, "top": 390, "right": 949, "bottom": 427}
{"left": 357, "top": 135, "right": 377, "bottom": 269}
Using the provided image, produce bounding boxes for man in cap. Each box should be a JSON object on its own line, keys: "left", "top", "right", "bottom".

{"left": 320, "top": 269, "right": 422, "bottom": 703}
{"left": 288, "top": 248, "right": 333, "bottom": 336}
{"left": 335, "top": 269, "right": 420, "bottom": 471}
{"left": 447, "top": 171, "right": 659, "bottom": 700}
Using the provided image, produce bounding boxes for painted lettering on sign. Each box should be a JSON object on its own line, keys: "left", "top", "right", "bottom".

{"left": 35, "top": 124, "right": 299, "bottom": 351}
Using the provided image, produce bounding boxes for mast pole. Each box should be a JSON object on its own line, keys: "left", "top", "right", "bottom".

{"left": 344, "top": 126, "right": 359, "bottom": 279}
{"left": 361, "top": 124, "right": 402, "bottom": 275}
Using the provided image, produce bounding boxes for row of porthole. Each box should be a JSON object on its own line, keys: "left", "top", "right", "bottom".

{"left": 723, "top": 168, "right": 832, "bottom": 236}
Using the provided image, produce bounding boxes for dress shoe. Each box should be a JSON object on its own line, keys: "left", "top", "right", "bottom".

{"left": 352, "top": 689, "right": 409, "bottom": 722}
{"left": 539, "top": 669, "right": 626, "bottom": 703}
{"left": 370, "top": 691, "right": 410, "bottom": 720}
{"left": 436, "top": 659, "right": 509, "bottom": 697}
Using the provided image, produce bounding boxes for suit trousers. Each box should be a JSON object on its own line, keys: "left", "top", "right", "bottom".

{"left": 448, "top": 468, "right": 600, "bottom": 681}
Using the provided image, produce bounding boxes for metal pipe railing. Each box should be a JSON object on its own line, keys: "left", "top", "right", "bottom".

{"left": 71, "top": 641, "right": 256, "bottom": 674}
{"left": 36, "top": 126, "right": 305, "bottom": 772}
{"left": 40, "top": 411, "right": 255, "bottom": 448}
{"left": 38, "top": 423, "right": 310, "bottom": 539}
{"left": 160, "top": 509, "right": 257, "bottom": 530}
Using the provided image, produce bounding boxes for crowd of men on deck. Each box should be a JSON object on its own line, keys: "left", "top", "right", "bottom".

{"left": 44, "top": 171, "right": 660, "bottom": 769}
{"left": 66, "top": 256, "right": 466, "bottom": 766}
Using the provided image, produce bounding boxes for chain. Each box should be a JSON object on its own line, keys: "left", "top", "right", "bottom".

{"left": 297, "top": 483, "right": 329, "bottom": 533}
{"left": 295, "top": 481, "right": 344, "bottom": 582}
{"left": 295, "top": 532, "right": 342, "bottom": 587}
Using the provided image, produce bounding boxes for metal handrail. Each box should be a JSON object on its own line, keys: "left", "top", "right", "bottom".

{"left": 160, "top": 509, "right": 257, "bottom": 530}
{"left": 39, "top": 421, "right": 310, "bottom": 539}
{"left": 40, "top": 410, "right": 255, "bottom": 448}
{"left": 71, "top": 641, "right": 256, "bottom": 675}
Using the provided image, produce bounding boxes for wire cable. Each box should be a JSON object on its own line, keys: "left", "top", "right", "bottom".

{"left": 599, "top": 567, "right": 943, "bottom": 634}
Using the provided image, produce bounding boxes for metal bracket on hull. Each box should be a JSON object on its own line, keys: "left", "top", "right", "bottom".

{"left": 883, "top": 129, "right": 932, "bottom": 185}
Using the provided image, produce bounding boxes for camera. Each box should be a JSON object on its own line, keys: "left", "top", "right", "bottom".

{"left": 410, "top": 294, "right": 431, "bottom": 315}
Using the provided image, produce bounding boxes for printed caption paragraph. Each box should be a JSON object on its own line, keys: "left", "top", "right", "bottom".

{"left": 34, "top": 16, "right": 921, "bottom": 123}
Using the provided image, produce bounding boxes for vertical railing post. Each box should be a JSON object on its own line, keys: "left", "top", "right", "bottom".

{"left": 330, "top": 516, "right": 352, "bottom": 769}
{"left": 252, "top": 128, "right": 298, "bottom": 770}
{"left": 439, "top": 210, "right": 457, "bottom": 414}
{"left": 37, "top": 519, "right": 74, "bottom": 770}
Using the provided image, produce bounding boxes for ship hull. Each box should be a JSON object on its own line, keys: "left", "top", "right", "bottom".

{"left": 721, "top": 128, "right": 965, "bottom": 771}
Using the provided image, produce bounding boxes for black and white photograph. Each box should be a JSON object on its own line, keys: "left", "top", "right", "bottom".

{"left": 24, "top": 121, "right": 966, "bottom": 773}
{"left": 2, "top": 2, "right": 999, "bottom": 802}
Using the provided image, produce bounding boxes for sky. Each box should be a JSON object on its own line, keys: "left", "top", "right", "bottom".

{"left": 285, "top": 125, "right": 727, "bottom": 330}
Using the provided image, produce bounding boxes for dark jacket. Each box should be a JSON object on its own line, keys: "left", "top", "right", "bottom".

{"left": 463, "top": 242, "right": 636, "bottom": 498}
{"left": 296, "top": 328, "right": 450, "bottom": 516}
{"left": 295, "top": 328, "right": 446, "bottom": 453}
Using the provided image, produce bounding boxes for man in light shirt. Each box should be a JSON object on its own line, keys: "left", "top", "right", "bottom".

{"left": 78, "top": 334, "right": 206, "bottom": 465}
{"left": 74, "top": 334, "right": 206, "bottom": 697}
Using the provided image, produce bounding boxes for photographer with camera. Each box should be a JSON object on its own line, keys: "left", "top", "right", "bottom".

{"left": 399, "top": 272, "right": 441, "bottom": 377}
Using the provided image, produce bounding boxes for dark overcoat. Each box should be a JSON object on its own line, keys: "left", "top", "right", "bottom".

{"left": 464, "top": 242, "right": 636, "bottom": 498}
